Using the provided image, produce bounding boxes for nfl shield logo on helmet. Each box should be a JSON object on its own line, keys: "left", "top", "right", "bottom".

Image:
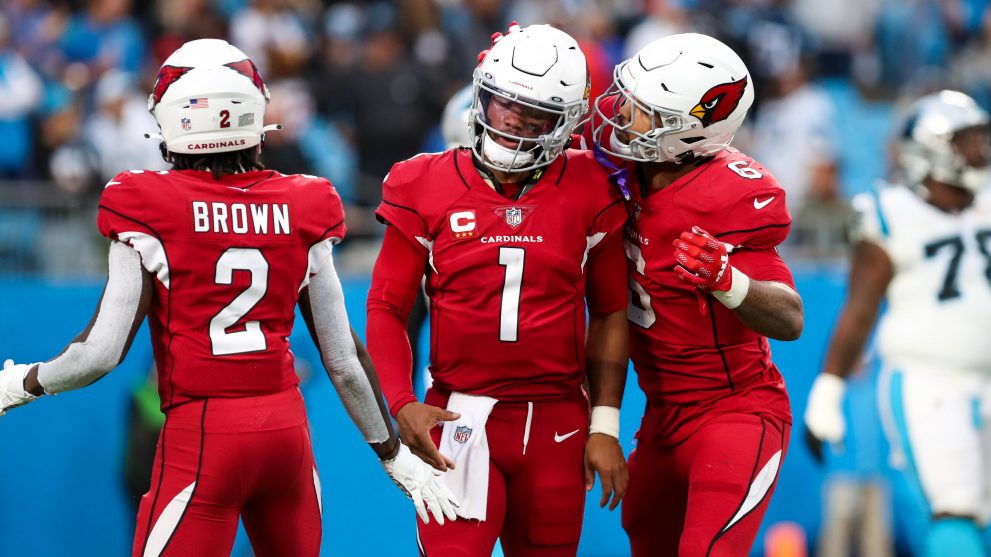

{"left": 180, "top": 117, "right": 191, "bottom": 131}
{"left": 453, "top": 425, "right": 473, "bottom": 444}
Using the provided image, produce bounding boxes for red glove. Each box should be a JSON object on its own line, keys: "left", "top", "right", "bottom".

{"left": 672, "top": 226, "right": 733, "bottom": 292}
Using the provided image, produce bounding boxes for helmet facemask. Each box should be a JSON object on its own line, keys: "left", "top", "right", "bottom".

{"left": 593, "top": 63, "right": 699, "bottom": 164}
{"left": 470, "top": 71, "right": 585, "bottom": 173}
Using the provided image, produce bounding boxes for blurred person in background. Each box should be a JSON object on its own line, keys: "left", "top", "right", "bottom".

{"left": 368, "top": 23, "right": 630, "bottom": 556}
{"left": 747, "top": 26, "right": 845, "bottom": 256}
{"left": 59, "top": 0, "right": 146, "bottom": 77}
{"left": 0, "top": 12, "right": 45, "bottom": 178}
{"left": 84, "top": 70, "right": 167, "bottom": 182}
{"left": 3, "top": 0, "right": 67, "bottom": 74}
{"left": 259, "top": 79, "right": 315, "bottom": 176}
{"left": 346, "top": 2, "right": 441, "bottom": 214}
{"left": 805, "top": 90, "right": 991, "bottom": 557}
{"left": 0, "top": 38, "right": 457, "bottom": 556}
{"left": 592, "top": 33, "right": 803, "bottom": 556}
{"left": 229, "top": 0, "right": 313, "bottom": 79}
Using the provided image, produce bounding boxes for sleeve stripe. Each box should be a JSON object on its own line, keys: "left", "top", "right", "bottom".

{"left": 315, "top": 217, "right": 346, "bottom": 244}
{"left": 869, "top": 186, "right": 890, "bottom": 237}
{"left": 587, "top": 198, "right": 625, "bottom": 235}
{"left": 715, "top": 222, "right": 790, "bottom": 239}
{"left": 98, "top": 205, "right": 163, "bottom": 240}
{"left": 380, "top": 199, "right": 429, "bottom": 226}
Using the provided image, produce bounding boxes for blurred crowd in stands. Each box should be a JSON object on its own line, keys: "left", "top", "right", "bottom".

{"left": 1, "top": 0, "right": 991, "bottom": 274}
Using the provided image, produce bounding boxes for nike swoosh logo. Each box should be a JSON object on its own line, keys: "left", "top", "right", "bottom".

{"left": 754, "top": 197, "right": 775, "bottom": 209}
{"left": 554, "top": 429, "right": 581, "bottom": 443}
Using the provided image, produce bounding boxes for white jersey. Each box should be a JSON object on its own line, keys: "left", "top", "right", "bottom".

{"left": 853, "top": 184, "right": 991, "bottom": 372}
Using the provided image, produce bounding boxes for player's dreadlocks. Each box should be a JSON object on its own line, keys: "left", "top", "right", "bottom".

{"left": 170, "top": 147, "right": 264, "bottom": 180}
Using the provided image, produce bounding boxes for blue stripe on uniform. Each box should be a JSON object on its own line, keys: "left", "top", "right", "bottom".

{"left": 870, "top": 186, "right": 890, "bottom": 237}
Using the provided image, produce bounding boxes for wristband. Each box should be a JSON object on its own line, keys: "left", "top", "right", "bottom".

{"left": 712, "top": 267, "right": 750, "bottom": 309}
{"left": 589, "top": 406, "right": 620, "bottom": 439}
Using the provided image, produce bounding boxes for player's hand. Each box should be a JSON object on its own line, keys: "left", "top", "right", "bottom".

{"left": 803, "top": 374, "right": 847, "bottom": 464}
{"left": 672, "top": 226, "right": 733, "bottom": 292}
{"left": 584, "top": 432, "right": 628, "bottom": 510}
{"left": 382, "top": 443, "right": 460, "bottom": 525}
{"left": 396, "top": 402, "right": 459, "bottom": 471}
{"left": 0, "top": 359, "right": 38, "bottom": 416}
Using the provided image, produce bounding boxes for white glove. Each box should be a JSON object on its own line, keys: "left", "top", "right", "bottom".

{"left": 0, "top": 359, "right": 38, "bottom": 416}
{"left": 382, "top": 443, "right": 459, "bottom": 525}
{"left": 804, "top": 374, "right": 847, "bottom": 444}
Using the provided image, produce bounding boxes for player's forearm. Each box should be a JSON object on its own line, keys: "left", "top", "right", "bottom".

{"left": 350, "top": 328, "right": 401, "bottom": 460}
{"left": 35, "top": 241, "right": 151, "bottom": 394}
{"left": 366, "top": 300, "right": 419, "bottom": 417}
{"left": 586, "top": 310, "right": 629, "bottom": 408}
{"left": 302, "top": 259, "right": 391, "bottom": 446}
{"left": 365, "top": 229, "right": 427, "bottom": 417}
{"left": 820, "top": 304, "right": 877, "bottom": 379}
{"left": 731, "top": 279, "right": 804, "bottom": 341}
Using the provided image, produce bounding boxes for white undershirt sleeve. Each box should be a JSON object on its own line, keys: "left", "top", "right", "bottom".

{"left": 37, "top": 240, "right": 148, "bottom": 394}
{"left": 305, "top": 243, "right": 390, "bottom": 444}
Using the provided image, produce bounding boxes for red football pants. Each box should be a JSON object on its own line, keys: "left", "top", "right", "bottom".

{"left": 416, "top": 389, "right": 589, "bottom": 557}
{"left": 132, "top": 387, "right": 322, "bottom": 557}
{"left": 622, "top": 410, "right": 789, "bottom": 557}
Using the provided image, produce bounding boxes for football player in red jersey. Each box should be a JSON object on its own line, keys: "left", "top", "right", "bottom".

{"left": 590, "top": 33, "right": 804, "bottom": 557}
{"left": 367, "top": 24, "right": 630, "bottom": 556}
{"left": 0, "top": 39, "right": 456, "bottom": 557}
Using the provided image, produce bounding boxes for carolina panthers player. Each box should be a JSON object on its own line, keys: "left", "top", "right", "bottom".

{"left": 0, "top": 39, "right": 456, "bottom": 557}
{"left": 805, "top": 90, "right": 991, "bottom": 557}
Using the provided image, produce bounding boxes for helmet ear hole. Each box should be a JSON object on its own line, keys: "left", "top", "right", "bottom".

{"left": 158, "top": 141, "right": 173, "bottom": 164}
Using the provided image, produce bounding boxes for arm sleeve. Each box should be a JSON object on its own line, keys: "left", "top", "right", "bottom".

{"left": 37, "top": 241, "right": 150, "bottom": 394}
{"left": 849, "top": 189, "right": 890, "bottom": 251}
{"left": 302, "top": 243, "right": 390, "bottom": 444}
{"left": 716, "top": 184, "right": 792, "bottom": 250}
{"left": 585, "top": 196, "right": 628, "bottom": 314}
{"left": 366, "top": 225, "right": 428, "bottom": 417}
{"left": 374, "top": 163, "right": 432, "bottom": 249}
{"left": 586, "top": 231, "right": 629, "bottom": 315}
{"left": 731, "top": 247, "right": 796, "bottom": 289}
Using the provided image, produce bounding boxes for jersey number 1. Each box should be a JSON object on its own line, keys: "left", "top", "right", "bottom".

{"left": 498, "top": 247, "right": 525, "bottom": 342}
{"left": 210, "top": 248, "right": 269, "bottom": 355}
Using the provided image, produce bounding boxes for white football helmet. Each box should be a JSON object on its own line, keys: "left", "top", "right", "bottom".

{"left": 593, "top": 33, "right": 754, "bottom": 163}
{"left": 441, "top": 85, "right": 473, "bottom": 149}
{"left": 898, "top": 90, "right": 991, "bottom": 193}
{"left": 470, "top": 24, "right": 590, "bottom": 173}
{"left": 147, "top": 39, "right": 279, "bottom": 156}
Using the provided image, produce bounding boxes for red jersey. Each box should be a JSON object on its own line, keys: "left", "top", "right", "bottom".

{"left": 375, "top": 148, "right": 627, "bottom": 401}
{"left": 97, "top": 169, "right": 346, "bottom": 410}
{"left": 624, "top": 149, "right": 793, "bottom": 422}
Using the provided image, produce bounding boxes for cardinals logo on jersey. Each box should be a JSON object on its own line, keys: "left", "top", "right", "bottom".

{"left": 690, "top": 76, "right": 748, "bottom": 127}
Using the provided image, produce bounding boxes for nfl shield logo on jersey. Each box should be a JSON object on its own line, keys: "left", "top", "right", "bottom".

{"left": 493, "top": 206, "right": 533, "bottom": 228}
{"left": 506, "top": 207, "right": 522, "bottom": 227}
{"left": 181, "top": 117, "right": 191, "bottom": 131}
{"left": 453, "top": 425, "right": 473, "bottom": 444}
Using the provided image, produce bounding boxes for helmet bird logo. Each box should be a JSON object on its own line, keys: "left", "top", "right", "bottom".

{"left": 690, "top": 76, "right": 748, "bottom": 127}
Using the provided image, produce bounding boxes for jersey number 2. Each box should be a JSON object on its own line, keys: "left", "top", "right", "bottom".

{"left": 210, "top": 248, "right": 269, "bottom": 355}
